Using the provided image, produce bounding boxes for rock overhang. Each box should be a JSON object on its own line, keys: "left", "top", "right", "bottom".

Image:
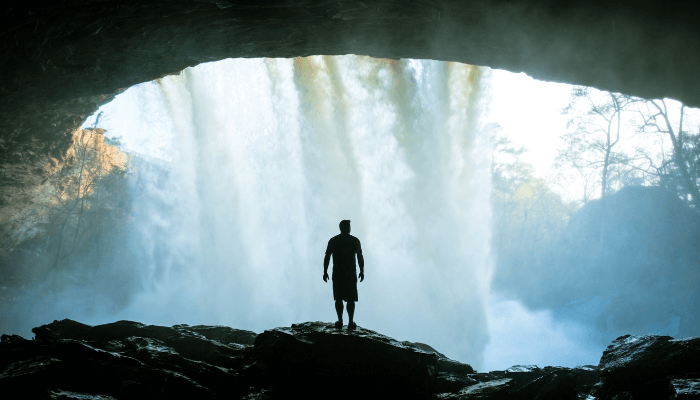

{"left": 1, "top": 0, "right": 699, "bottom": 212}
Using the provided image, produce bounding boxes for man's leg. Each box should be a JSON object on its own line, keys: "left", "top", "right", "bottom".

{"left": 335, "top": 300, "right": 344, "bottom": 324}
{"left": 347, "top": 301, "right": 355, "bottom": 325}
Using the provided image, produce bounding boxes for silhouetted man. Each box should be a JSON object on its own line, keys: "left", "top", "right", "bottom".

{"left": 323, "top": 220, "right": 364, "bottom": 330}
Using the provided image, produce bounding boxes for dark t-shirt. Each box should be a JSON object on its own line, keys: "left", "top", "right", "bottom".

{"left": 326, "top": 233, "right": 362, "bottom": 275}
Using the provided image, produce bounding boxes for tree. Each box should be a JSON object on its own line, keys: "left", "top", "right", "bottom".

{"left": 636, "top": 99, "right": 700, "bottom": 208}
{"left": 556, "top": 87, "right": 640, "bottom": 205}
{"left": 43, "top": 116, "right": 127, "bottom": 270}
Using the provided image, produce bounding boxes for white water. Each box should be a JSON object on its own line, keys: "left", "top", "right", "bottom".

{"left": 84, "top": 56, "right": 493, "bottom": 367}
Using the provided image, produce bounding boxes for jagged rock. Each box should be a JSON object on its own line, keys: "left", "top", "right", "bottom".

{"left": 176, "top": 324, "right": 257, "bottom": 346}
{"left": 1, "top": 319, "right": 256, "bottom": 399}
{"left": 403, "top": 338, "right": 476, "bottom": 393}
{"left": 574, "top": 365, "right": 600, "bottom": 388}
{"left": 1, "top": 334, "right": 28, "bottom": 344}
{"left": 439, "top": 358, "right": 476, "bottom": 375}
{"left": 511, "top": 371, "right": 579, "bottom": 400}
{"left": 45, "top": 390, "right": 118, "bottom": 400}
{"left": 118, "top": 336, "right": 242, "bottom": 394}
{"left": 403, "top": 340, "right": 475, "bottom": 376}
{"left": 445, "top": 365, "right": 596, "bottom": 400}
{"left": 672, "top": 379, "right": 700, "bottom": 400}
{"left": 434, "top": 372, "right": 479, "bottom": 393}
{"left": 454, "top": 378, "right": 513, "bottom": 399}
{"left": 403, "top": 341, "right": 448, "bottom": 358}
{"left": 598, "top": 335, "right": 700, "bottom": 380}
{"left": 474, "top": 371, "right": 507, "bottom": 383}
{"left": 430, "top": 352, "right": 477, "bottom": 393}
{"left": 12, "top": 319, "right": 699, "bottom": 400}
{"left": 532, "top": 372, "right": 578, "bottom": 400}
{"left": 0, "top": 339, "right": 216, "bottom": 399}
{"left": 506, "top": 365, "right": 545, "bottom": 389}
{"left": 593, "top": 335, "right": 700, "bottom": 400}
{"left": 252, "top": 321, "right": 439, "bottom": 398}
{"left": 32, "top": 319, "right": 254, "bottom": 368}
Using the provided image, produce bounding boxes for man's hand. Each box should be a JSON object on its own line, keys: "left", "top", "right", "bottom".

{"left": 323, "top": 272, "right": 329, "bottom": 282}
{"left": 359, "top": 271, "right": 364, "bottom": 282}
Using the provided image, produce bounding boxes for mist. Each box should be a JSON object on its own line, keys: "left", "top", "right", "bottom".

{"left": 2, "top": 56, "right": 497, "bottom": 367}
{"left": 4, "top": 55, "right": 697, "bottom": 372}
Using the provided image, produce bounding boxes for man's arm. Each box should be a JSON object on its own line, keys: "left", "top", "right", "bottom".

{"left": 357, "top": 246, "right": 364, "bottom": 282}
{"left": 358, "top": 253, "right": 364, "bottom": 272}
{"left": 323, "top": 253, "right": 331, "bottom": 282}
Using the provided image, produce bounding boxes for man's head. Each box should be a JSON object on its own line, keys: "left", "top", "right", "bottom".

{"left": 339, "top": 220, "right": 351, "bottom": 234}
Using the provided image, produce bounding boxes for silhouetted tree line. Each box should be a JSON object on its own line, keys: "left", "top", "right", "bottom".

{"left": 555, "top": 88, "right": 700, "bottom": 209}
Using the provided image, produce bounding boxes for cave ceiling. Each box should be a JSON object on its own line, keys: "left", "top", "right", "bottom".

{"left": 1, "top": 0, "right": 699, "bottom": 206}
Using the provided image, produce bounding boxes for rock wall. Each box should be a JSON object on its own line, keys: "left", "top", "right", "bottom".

{"left": 1, "top": 0, "right": 700, "bottom": 209}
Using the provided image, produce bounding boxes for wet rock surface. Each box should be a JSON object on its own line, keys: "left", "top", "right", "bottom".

{"left": 592, "top": 334, "right": 700, "bottom": 400}
{"left": 672, "top": 379, "right": 700, "bottom": 399}
{"left": 2, "top": 320, "right": 700, "bottom": 399}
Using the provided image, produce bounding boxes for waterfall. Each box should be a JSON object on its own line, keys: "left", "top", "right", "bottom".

{"left": 95, "top": 56, "right": 493, "bottom": 367}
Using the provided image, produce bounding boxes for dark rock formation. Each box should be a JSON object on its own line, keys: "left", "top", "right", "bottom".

{"left": 4, "top": 320, "right": 700, "bottom": 400}
{"left": 31, "top": 319, "right": 256, "bottom": 368}
{"left": 2, "top": 319, "right": 481, "bottom": 399}
{"left": 592, "top": 334, "right": 700, "bottom": 400}
{"left": 672, "top": 379, "right": 700, "bottom": 400}
{"left": 253, "top": 321, "right": 442, "bottom": 397}
{"left": 2, "top": 0, "right": 700, "bottom": 217}
{"left": 590, "top": 335, "right": 700, "bottom": 400}
{"left": 1, "top": 319, "right": 256, "bottom": 399}
{"left": 438, "top": 378, "right": 513, "bottom": 399}
{"left": 505, "top": 365, "right": 544, "bottom": 389}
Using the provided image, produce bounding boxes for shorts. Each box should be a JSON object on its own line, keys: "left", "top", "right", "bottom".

{"left": 332, "top": 269, "right": 358, "bottom": 302}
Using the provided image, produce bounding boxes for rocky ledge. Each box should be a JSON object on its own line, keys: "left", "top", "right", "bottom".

{"left": 1, "top": 320, "right": 699, "bottom": 400}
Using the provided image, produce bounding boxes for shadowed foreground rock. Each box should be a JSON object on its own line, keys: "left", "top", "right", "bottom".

{"left": 592, "top": 334, "right": 700, "bottom": 400}
{"left": 1, "top": 320, "right": 700, "bottom": 399}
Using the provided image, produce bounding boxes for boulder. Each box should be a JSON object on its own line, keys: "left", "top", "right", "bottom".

{"left": 574, "top": 365, "right": 600, "bottom": 388}
{"left": 434, "top": 372, "right": 479, "bottom": 393}
{"left": 32, "top": 319, "right": 254, "bottom": 368}
{"left": 510, "top": 371, "right": 579, "bottom": 400}
{"left": 175, "top": 324, "right": 258, "bottom": 346}
{"left": 672, "top": 379, "right": 700, "bottom": 400}
{"left": 506, "top": 365, "right": 545, "bottom": 390}
{"left": 2, "top": 319, "right": 257, "bottom": 399}
{"left": 402, "top": 340, "right": 448, "bottom": 358}
{"left": 474, "top": 371, "right": 507, "bottom": 382}
{"left": 455, "top": 378, "right": 513, "bottom": 399}
{"left": 253, "top": 321, "right": 438, "bottom": 398}
{"left": 529, "top": 372, "right": 578, "bottom": 400}
{"left": 593, "top": 335, "right": 700, "bottom": 400}
{"left": 0, "top": 339, "right": 216, "bottom": 399}
{"left": 403, "top": 338, "right": 476, "bottom": 393}
{"left": 439, "top": 358, "right": 476, "bottom": 375}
